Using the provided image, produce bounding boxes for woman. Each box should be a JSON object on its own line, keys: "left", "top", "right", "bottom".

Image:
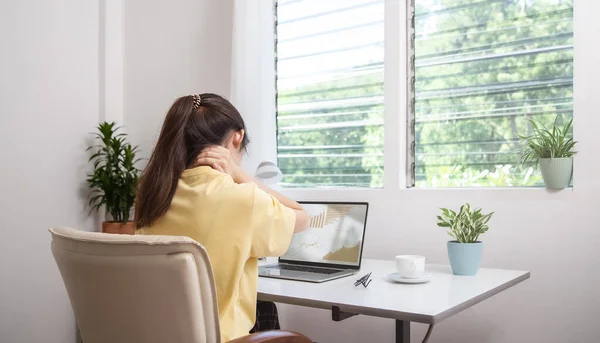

{"left": 135, "top": 93, "right": 308, "bottom": 342}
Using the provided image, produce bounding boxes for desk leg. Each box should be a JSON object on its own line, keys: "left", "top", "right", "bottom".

{"left": 395, "top": 320, "right": 410, "bottom": 343}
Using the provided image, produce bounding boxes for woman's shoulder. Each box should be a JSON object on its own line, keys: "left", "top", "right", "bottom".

{"left": 180, "top": 168, "right": 261, "bottom": 205}
{"left": 202, "top": 176, "right": 258, "bottom": 203}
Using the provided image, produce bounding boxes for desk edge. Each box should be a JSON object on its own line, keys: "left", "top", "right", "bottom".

{"left": 432, "top": 271, "right": 531, "bottom": 324}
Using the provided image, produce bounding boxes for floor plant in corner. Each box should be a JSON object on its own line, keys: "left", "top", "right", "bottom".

{"left": 87, "top": 122, "right": 140, "bottom": 234}
{"left": 519, "top": 116, "right": 576, "bottom": 189}
{"left": 437, "top": 204, "right": 494, "bottom": 276}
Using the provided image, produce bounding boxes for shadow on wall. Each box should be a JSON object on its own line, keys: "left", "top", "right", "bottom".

{"left": 78, "top": 136, "right": 101, "bottom": 231}
{"left": 277, "top": 303, "right": 504, "bottom": 343}
{"left": 433, "top": 310, "right": 504, "bottom": 343}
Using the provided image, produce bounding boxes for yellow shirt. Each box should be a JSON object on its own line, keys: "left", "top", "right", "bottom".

{"left": 138, "top": 166, "right": 295, "bottom": 342}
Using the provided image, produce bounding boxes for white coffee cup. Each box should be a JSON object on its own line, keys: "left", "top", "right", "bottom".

{"left": 395, "top": 255, "right": 426, "bottom": 278}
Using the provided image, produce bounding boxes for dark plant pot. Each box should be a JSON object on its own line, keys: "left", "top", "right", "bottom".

{"left": 447, "top": 241, "right": 483, "bottom": 276}
{"left": 102, "top": 221, "right": 135, "bottom": 235}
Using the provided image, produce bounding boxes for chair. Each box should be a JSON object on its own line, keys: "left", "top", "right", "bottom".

{"left": 49, "top": 227, "right": 311, "bottom": 343}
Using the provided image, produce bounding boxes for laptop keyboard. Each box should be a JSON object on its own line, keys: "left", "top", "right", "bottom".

{"left": 274, "top": 264, "right": 342, "bottom": 275}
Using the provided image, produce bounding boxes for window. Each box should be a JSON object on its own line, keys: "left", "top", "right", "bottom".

{"left": 275, "top": 0, "right": 385, "bottom": 188}
{"left": 274, "top": 0, "right": 573, "bottom": 189}
{"left": 411, "top": 0, "right": 573, "bottom": 187}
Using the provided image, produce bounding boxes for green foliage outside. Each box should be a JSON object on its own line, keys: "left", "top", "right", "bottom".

{"left": 277, "top": 71, "right": 384, "bottom": 187}
{"left": 276, "top": 0, "right": 573, "bottom": 188}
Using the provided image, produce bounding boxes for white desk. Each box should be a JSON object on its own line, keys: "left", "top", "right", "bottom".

{"left": 258, "top": 259, "right": 530, "bottom": 343}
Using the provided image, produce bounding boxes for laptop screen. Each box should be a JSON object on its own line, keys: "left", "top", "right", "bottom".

{"left": 280, "top": 202, "right": 368, "bottom": 267}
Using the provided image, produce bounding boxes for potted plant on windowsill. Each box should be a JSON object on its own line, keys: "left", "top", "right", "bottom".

{"left": 518, "top": 117, "right": 576, "bottom": 189}
{"left": 437, "top": 204, "right": 494, "bottom": 276}
{"left": 87, "top": 122, "right": 140, "bottom": 234}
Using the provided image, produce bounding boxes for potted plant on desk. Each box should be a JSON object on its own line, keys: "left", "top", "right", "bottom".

{"left": 87, "top": 122, "right": 140, "bottom": 234}
{"left": 518, "top": 116, "right": 576, "bottom": 189}
{"left": 437, "top": 203, "right": 494, "bottom": 275}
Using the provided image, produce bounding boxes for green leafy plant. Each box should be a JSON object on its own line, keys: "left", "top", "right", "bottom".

{"left": 87, "top": 122, "right": 140, "bottom": 223}
{"left": 436, "top": 204, "right": 494, "bottom": 243}
{"left": 518, "top": 117, "right": 577, "bottom": 163}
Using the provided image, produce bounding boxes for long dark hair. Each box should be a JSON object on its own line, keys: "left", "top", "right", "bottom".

{"left": 135, "top": 93, "right": 249, "bottom": 228}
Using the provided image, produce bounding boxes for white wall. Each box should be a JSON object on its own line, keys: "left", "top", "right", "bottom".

{"left": 123, "top": 0, "right": 600, "bottom": 342}
{"left": 0, "top": 1, "right": 101, "bottom": 342}
{"left": 124, "top": 0, "right": 234, "bottom": 156}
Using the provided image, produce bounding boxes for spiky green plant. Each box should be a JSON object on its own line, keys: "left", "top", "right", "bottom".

{"left": 436, "top": 204, "right": 494, "bottom": 243}
{"left": 518, "top": 117, "right": 576, "bottom": 163}
{"left": 87, "top": 122, "right": 140, "bottom": 223}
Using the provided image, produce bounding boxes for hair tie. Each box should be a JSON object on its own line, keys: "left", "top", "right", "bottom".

{"left": 192, "top": 94, "right": 202, "bottom": 109}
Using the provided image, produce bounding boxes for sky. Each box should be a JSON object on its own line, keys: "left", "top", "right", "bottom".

{"left": 277, "top": 0, "right": 385, "bottom": 90}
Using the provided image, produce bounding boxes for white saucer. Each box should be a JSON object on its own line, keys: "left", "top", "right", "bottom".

{"left": 386, "top": 272, "right": 432, "bottom": 284}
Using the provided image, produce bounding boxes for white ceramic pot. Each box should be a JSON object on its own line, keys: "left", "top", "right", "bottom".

{"left": 539, "top": 157, "right": 573, "bottom": 189}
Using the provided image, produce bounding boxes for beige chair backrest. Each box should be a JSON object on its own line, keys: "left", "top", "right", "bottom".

{"left": 49, "top": 227, "right": 221, "bottom": 343}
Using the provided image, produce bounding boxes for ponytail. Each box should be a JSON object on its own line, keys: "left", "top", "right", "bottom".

{"left": 135, "top": 96, "right": 195, "bottom": 228}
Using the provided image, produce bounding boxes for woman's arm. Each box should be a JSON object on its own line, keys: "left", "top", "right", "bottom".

{"left": 235, "top": 170, "right": 308, "bottom": 233}
{"left": 195, "top": 146, "right": 308, "bottom": 233}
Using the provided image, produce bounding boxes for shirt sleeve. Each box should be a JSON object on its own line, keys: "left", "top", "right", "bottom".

{"left": 249, "top": 186, "right": 296, "bottom": 258}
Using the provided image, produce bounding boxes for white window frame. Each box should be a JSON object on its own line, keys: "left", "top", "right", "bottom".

{"left": 264, "top": 0, "right": 587, "bottom": 197}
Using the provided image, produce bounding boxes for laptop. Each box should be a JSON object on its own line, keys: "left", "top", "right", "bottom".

{"left": 258, "top": 201, "right": 369, "bottom": 283}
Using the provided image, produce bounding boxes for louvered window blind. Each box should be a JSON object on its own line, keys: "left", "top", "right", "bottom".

{"left": 275, "top": 0, "right": 572, "bottom": 188}
{"left": 413, "top": 0, "right": 573, "bottom": 187}
{"left": 275, "top": 0, "right": 385, "bottom": 188}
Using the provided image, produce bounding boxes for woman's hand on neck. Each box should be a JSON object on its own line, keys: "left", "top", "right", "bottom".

{"left": 194, "top": 145, "right": 250, "bottom": 184}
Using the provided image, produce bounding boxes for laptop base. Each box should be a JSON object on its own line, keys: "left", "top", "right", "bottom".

{"left": 259, "top": 263, "right": 357, "bottom": 283}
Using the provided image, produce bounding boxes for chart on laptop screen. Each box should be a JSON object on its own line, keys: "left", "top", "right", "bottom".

{"left": 281, "top": 203, "right": 367, "bottom": 266}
